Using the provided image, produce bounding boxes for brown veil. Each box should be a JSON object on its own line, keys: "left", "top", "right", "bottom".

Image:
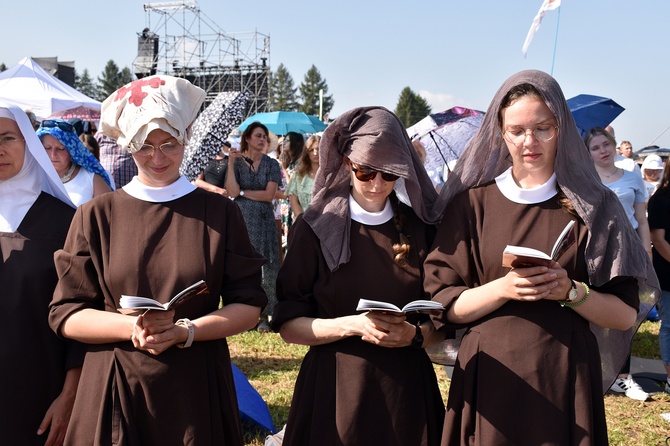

{"left": 303, "top": 106, "right": 439, "bottom": 271}
{"left": 432, "top": 69, "right": 659, "bottom": 392}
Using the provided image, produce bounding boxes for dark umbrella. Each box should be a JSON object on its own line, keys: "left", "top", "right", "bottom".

{"left": 238, "top": 111, "right": 326, "bottom": 136}
{"left": 180, "top": 91, "right": 249, "bottom": 181}
{"left": 566, "top": 94, "right": 625, "bottom": 137}
{"left": 407, "top": 107, "right": 484, "bottom": 186}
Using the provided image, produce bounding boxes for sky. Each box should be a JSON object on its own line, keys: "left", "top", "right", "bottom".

{"left": 2, "top": 1, "right": 670, "bottom": 150}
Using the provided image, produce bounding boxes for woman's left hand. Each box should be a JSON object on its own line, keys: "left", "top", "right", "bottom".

{"left": 360, "top": 312, "right": 415, "bottom": 348}
{"left": 132, "top": 310, "right": 183, "bottom": 355}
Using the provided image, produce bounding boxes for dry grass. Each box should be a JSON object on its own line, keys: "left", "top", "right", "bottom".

{"left": 229, "top": 321, "right": 670, "bottom": 446}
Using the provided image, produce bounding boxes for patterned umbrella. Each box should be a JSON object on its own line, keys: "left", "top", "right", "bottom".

{"left": 48, "top": 105, "right": 101, "bottom": 121}
{"left": 180, "top": 91, "right": 249, "bottom": 181}
{"left": 407, "top": 107, "right": 484, "bottom": 187}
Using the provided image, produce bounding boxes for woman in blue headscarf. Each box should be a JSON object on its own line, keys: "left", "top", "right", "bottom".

{"left": 37, "top": 119, "right": 114, "bottom": 206}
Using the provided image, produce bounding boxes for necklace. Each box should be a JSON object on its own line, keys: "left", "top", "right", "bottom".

{"left": 601, "top": 167, "right": 620, "bottom": 179}
{"left": 60, "top": 163, "right": 76, "bottom": 183}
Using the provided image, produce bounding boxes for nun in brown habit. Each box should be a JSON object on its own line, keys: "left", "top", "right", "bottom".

{"left": 272, "top": 106, "right": 446, "bottom": 445}
{"left": 48, "top": 76, "right": 267, "bottom": 445}
{"left": 425, "top": 70, "right": 659, "bottom": 445}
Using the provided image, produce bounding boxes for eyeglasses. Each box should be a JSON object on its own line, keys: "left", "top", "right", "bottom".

{"left": 128, "top": 141, "right": 183, "bottom": 157}
{"left": 41, "top": 120, "right": 76, "bottom": 133}
{"left": 0, "top": 135, "right": 24, "bottom": 148}
{"left": 351, "top": 163, "right": 399, "bottom": 182}
{"left": 502, "top": 125, "right": 558, "bottom": 145}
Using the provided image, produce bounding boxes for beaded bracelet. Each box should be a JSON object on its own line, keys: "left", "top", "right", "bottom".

{"left": 560, "top": 282, "right": 590, "bottom": 308}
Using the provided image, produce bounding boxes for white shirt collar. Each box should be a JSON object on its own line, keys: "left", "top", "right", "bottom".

{"left": 349, "top": 194, "right": 394, "bottom": 225}
{"left": 123, "top": 175, "right": 196, "bottom": 202}
{"left": 495, "top": 167, "right": 557, "bottom": 204}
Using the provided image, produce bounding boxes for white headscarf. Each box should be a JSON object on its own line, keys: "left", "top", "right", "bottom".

{"left": 99, "top": 75, "right": 205, "bottom": 151}
{"left": 0, "top": 102, "right": 74, "bottom": 232}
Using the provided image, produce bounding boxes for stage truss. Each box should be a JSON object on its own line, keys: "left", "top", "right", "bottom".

{"left": 134, "top": 1, "right": 270, "bottom": 115}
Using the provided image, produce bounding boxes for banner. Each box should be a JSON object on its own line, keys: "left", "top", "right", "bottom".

{"left": 522, "top": 0, "right": 561, "bottom": 57}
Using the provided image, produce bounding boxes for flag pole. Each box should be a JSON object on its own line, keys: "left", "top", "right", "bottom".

{"left": 550, "top": 5, "right": 561, "bottom": 76}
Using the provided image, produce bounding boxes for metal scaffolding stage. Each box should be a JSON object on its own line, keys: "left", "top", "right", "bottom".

{"left": 134, "top": 1, "right": 270, "bottom": 114}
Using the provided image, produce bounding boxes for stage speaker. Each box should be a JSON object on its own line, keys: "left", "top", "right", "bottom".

{"left": 134, "top": 28, "right": 159, "bottom": 79}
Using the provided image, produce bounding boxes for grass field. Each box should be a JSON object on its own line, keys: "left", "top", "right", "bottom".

{"left": 229, "top": 321, "right": 670, "bottom": 446}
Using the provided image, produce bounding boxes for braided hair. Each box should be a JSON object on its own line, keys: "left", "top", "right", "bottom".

{"left": 389, "top": 193, "right": 411, "bottom": 266}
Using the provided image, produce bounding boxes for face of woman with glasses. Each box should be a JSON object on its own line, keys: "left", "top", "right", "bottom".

{"left": 345, "top": 157, "right": 397, "bottom": 212}
{"left": 41, "top": 134, "right": 72, "bottom": 176}
{"left": 501, "top": 94, "right": 558, "bottom": 187}
{"left": 0, "top": 118, "right": 26, "bottom": 181}
{"left": 132, "top": 128, "right": 184, "bottom": 187}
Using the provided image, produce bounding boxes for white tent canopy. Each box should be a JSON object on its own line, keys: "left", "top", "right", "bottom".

{"left": 0, "top": 57, "right": 100, "bottom": 120}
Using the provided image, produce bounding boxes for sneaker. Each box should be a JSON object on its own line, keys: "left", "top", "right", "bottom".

{"left": 257, "top": 318, "right": 270, "bottom": 333}
{"left": 610, "top": 375, "right": 649, "bottom": 401}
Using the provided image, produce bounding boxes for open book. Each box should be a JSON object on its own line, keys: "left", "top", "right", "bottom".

{"left": 356, "top": 298, "right": 444, "bottom": 315}
{"left": 118, "top": 280, "right": 209, "bottom": 313}
{"left": 502, "top": 220, "right": 576, "bottom": 268}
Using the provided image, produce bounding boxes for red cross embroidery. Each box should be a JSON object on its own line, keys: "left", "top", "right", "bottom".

{"left": 114, "top": 77, "right": 166, "bottom": 106}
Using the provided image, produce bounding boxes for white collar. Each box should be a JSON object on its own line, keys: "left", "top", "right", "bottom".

{"left": 349, "top": 194, "right": 393, "bottom": 225}
{"left": 495, "top": 167, "right": 557, "bottom": 204}
{"left": 122, "top": 175, "right": 196, "bottom": 202}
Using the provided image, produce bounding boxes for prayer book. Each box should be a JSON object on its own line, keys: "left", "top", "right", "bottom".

{"left": 356, "top": 298, "right": 444, "bottom": 315}
{"left": 119, "top": 280, "right": 208, "bottom": 313}
{"left": 502, "top": 220, "right": 576, "bottom": 268}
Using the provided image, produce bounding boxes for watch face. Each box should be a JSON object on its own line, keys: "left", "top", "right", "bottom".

{"left": 568, "top": 288, "right": 578, "bottom": 301}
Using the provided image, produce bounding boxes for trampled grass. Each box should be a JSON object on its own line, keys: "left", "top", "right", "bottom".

{"left": 230, "top": 321, "right": 670, "bottom": 446}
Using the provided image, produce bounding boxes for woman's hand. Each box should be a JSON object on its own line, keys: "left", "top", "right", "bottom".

{"left": 502, "top": 263, "right": 571, "bottom": 302}
{"left": 131, "top": 310, "right": 183, "bottom": 355}
{"left": 360, "top": 312, "right": 415, "bottom": 348}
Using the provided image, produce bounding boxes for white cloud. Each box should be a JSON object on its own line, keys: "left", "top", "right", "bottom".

{"left": 418, "top": 90, "right": 472, "bottom": 113}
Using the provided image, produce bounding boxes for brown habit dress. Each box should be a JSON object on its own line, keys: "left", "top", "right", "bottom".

{"left": 49, "top": 188, "right": 267, "bottom": 446}
{"left": 273, "top": 209, "right": 445, "bottom": 446}
{"left": 0, "top": 192, "right": 79, "bottom": 444}
{"left": 425, "top": 182, "right": 638, "bottom": 446}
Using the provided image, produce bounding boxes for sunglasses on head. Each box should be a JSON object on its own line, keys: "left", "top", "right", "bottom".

{"left": 41, "top": 120, "right": 75, "bottom": 133}
{"left": 351, "top": 163, "right": 399, "bottom": 182}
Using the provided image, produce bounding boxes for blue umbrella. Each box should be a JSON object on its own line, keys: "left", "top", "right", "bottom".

{"left": 566, "top": 94, "right": 625, "bottom": 138}
{"left": 238, "top": 111, "right": 327, "bottom": 136}
{"left": 231, "top": 363, "right": 276, "bottom": 433}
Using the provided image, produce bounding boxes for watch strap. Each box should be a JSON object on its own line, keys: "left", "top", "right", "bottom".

{"left": 175, "top": 318, "right": 195, "bottom": 348}
{"left": 410, "top": 322, "right": 424, "bottom": 349}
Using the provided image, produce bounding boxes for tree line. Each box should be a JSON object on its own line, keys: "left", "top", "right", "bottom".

{"left": 1, "top": 59, "right": 432, "bottom": 127}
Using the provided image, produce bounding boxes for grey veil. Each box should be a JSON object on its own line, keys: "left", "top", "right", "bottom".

{"left": 303, "top": 106, "right": 439, "bottom": 271}
{"left": 433, "top": 70, "right": 659, "bottom": 392}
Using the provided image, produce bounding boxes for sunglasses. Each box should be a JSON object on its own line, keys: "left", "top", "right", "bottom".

{"left": 351, "top": 163, "right": 399, "bottom": 182}
{"left": 41, "top": 120, "right": 75, "bottom": 133}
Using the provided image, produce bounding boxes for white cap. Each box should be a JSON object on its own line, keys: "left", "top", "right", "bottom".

{"left": 642, "top": 154, "right": 664, "bottom": 172}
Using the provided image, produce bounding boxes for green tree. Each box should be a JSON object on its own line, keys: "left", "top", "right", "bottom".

{"left": 118, "top": 67, "right": 135, "bottom": 87}
{"left": 298, "top": 65, "right": 334, "bottom": 118}
{"left": 75, "top": 69, "right": 98, "bottom": 99}
{"left": 268, "top": 63, "right": 298, "bottom": 112}
{"left": 96, "top": 60, "right": 135, "bottom": 101}
{"left": 394, "top": 87, "right": 431, "bottom": 128}
{"left": 0, "top": 63, "right": 6, "bottom": 72}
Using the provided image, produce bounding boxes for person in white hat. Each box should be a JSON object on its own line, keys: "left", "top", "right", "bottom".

{"left": 49, "top": 75, "right": 267, "bottom": 445}
{"left": 642, "top": 154, "right": 665, "bottom": 199}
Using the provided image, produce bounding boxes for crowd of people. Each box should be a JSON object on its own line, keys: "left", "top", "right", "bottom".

{"left": 0, "top": 70, "right": 662, "bottom": 445}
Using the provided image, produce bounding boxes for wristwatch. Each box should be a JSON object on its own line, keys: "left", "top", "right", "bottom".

{"left": 239, "top": 190, "right": 245, "bottom": 197}
{"left": 410, "top": 323, "right": 424, "bottom": 349}
{"left": 565, "top": 280, "right": 578, "bottom": 302}
{"left": 175, "top": 318, "right": 195, "bottom": 349}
